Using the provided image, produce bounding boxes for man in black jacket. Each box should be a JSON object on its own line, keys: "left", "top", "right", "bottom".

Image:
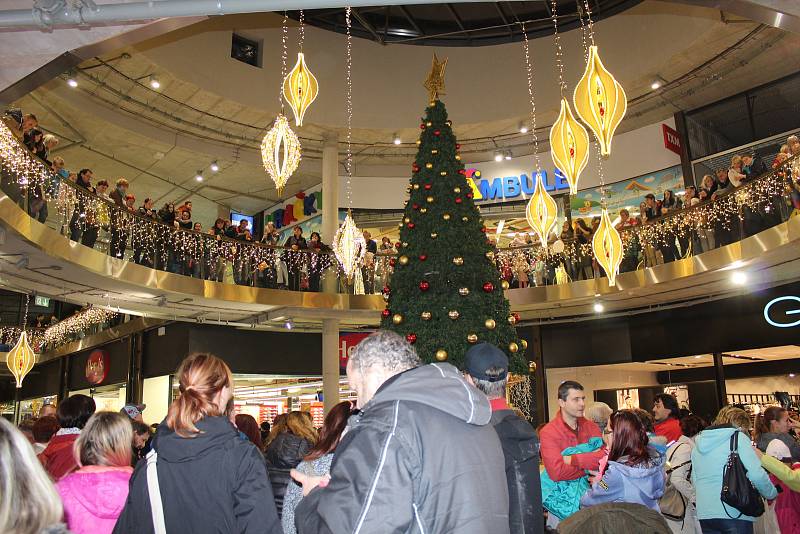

{"left": 464, "top": 342, "right": 544, "bottom": 534}
{"left": 292, "top": 330, "right": 510, "bottom": 534}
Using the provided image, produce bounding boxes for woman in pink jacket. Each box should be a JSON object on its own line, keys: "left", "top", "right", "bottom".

{"left": 57, "top": 411, "right": 134, "bottom": 534}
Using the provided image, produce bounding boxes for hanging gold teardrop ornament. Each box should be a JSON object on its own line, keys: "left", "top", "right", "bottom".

{"left": 7, "top": 330, "right": 36, "bottom": 388}
{"left": 283, "top": 52, "right": 320, "bottom": 127}
{"left": 261, "top": 114, "right": 301, "bottom": 197}
{"left": 526, "top": 171, "right": 559, "bottom": 248}
{"left": 573, "top": 46, "right": 627, "bottom": 157}
{"left": 549, "top": 98, "right": 589, "bottom": 195}
{"left": 592, "top": 207, "right": 624, "bottom": 287}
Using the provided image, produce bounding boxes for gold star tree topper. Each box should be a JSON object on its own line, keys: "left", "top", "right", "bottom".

{"left": 424, "top": 53, "right": 448, "bottom": 102}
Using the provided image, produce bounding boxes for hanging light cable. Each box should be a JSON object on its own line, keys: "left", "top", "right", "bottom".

{"left": 548, "top": 0, "right": 589, "bottom": 196}
{"left": 7, "top": 294, "right": 36, "bottom": 388}
{"left": 333, "top": 6, "right": 366, "bottom": 283}
{"left": 262, "top": 12, "right": 301, "bottom": 197}
{"left": 521, "top": 22, "right": 557, "bottom": 248}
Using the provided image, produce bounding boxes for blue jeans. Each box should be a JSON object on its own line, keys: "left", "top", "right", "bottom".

{"left": 700, "top": 519, "right": 754, "bottom": 534}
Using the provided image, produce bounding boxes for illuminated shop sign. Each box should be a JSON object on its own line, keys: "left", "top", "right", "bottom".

{"left": 465, "top": 168, "right": 570, "bottom": 203}
{"left": 763, "top": 296, "right": 800, "bottom": 328}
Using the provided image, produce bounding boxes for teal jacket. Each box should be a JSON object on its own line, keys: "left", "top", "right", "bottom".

{"left": 691, "top": 425, "right": 777, "bottom": 522}
{"left": 540, "top": 437, "right": 604, "bottom": 520}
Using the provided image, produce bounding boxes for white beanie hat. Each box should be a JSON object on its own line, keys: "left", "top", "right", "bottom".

{"left": 766, "top": 438, "right": 792, "bottom": 460}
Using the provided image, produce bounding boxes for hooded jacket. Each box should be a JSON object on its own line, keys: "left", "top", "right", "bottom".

{"left": 112, "top": 416, "right": 281, "bottom": 534}
{"left": 57, "top": 465, "right": 132, "bottom": 534}
{"left": 580, "top": 447, "right": 665, "bottom": 510}
{"left": 39, "top": 433, "right": 80, "bottom": 481}
{"left": 264, "top": 432, "right": 313, "bottom": 516}
{"left": 691, "top": 425, "right": 777, "bottom": 522}
{"left": 295, "top": 363, "right": 510, "bottom": 534}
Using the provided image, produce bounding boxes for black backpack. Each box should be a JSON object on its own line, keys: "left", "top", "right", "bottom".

{"left": 721, "top": 431, "right": 765, "bottom": 518}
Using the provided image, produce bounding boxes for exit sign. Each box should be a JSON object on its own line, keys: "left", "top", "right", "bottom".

{"left": 34, "top": 295, "right": 50, "bottom": 307}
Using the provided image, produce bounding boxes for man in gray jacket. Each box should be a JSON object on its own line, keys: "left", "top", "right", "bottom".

{"left": 293, "top": 330, "right": 510, "bottom": 534}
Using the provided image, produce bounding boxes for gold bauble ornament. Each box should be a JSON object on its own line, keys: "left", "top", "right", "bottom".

{"left": 467, "top": 334, "right": 478, "bottom": 344}
{"left": 421, "top": 311, "right": 432, "bottom": 321}
{"left": 448, "top": 310, "right": 460, "bottom": 320}
{"left": 440, "top": 171, "right": 447, "bottom": 176}
{"left": 403, "top": 217, "right": 411, "bottom": 223}
{"left": 459, "top": 287, "right": 470, "bottom": 296}
{"left": 529, "top": 361, "right": 537, "bottom": 373}
{"left": 403, "top": 242, "right": 408, "bottom": 247}
{"left": 443, "top": 213, "right": 451, "bottom": 221}
{"left": 453, "top": 187, "right": 461, "bottom": 193}
{"left": 462, "top": 217, "right": 469, "bottom": 222}
{"left": 508, "top": 315, "right": 517, "bottom": 325}
{"left": 452, "top": 257, "right": 464, "bottom": 266}
{"left": 431, "top": 149, "right": 439, "bottom": 155}
{"left": 392, "top": 313, "right": 404, "bottom": 325}
{"left": 430, "top": 233, "right": 438, "bottom": 239}
{"left": 455, "top": 155, "right": 461, "bottom": 161}
{"left": 509, "top": 342, "right": 519, "bottom": 353}
{"left": 435, "top": 349, "right": 448, "bottom": 361}
{"left": 420, "top": 208, "right": 427, "bottom": 214}
{"left": 398, "top": 223, "right": 403, "bottom": 229}
{"left": 416, "top": 139, "right": 421, "bottom": 145}
{"left": 485, "top": 318, "right": 496, "bottom": 330}
{"left": 426, "top": 196, "right": 434, "bottom": 203}
{"left": 521, "top": 339, "right": 528, "bottom": 350}
{"left": 425, "top": 163, "right": 433, "bottom": 169}
{"left": 426, "top": 121, "right": 432, "bottom": 127}
{"left": 501, "top": 280, "right": 510, "bottom": 290}
{"left": 413, "top": 184, "right": 420, "bottom": 190}
{"left": 486, "top": 250, "right": 495, "bottom": 260}
{"left": 398, "top": 255, "right": 409, "bottom": 266}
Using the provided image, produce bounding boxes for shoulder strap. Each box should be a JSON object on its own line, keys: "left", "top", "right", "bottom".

{"left": 145, "top": 450, "right": 167, "bottom": 534}
{"left": 730, "top": 431, "right": 739, "bottom": 453}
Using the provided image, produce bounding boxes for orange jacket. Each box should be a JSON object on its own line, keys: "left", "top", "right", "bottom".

{"left": 39, "top": 433, "right": 79, "bottom": 481}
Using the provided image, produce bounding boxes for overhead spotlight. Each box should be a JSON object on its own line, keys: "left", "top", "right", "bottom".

{"left": 494, "top": 151, "right": 503, "bottom": 162}
{"left": 392, "top": 134, "right": 401, "bottom": 145}
{"left": 210, "top": 161, "right": 219, "bottom": 173}
{"left": 731, "top": 271, "right": 748, "bottom": 285}
{"left": 650, "top": 81, "right": 661, "bottom": 90}
{"left": 66, "top": 77, "right": 78, "bottom": 88}
{"left": 504, "top": 150, "right": 513, "bottom": 161}
{"left": 149, "top": 76, "right": 161, "bottom": 89}
{"left": 519, "top": 123, "right": 528, "bottom": 134}
{"left": 195, "top": 170, "right": 204, "bottom": 182}
{"left": 593, "top": 302, "right": 604, "bottom": 313}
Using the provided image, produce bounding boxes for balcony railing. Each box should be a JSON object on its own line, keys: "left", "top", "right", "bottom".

{"left": 1, "top": 119, "right": 799, "bottom": 294}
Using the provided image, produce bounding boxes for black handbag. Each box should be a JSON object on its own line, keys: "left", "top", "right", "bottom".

{"left": 721, "top": 431, "right": 765, "bottom": 518}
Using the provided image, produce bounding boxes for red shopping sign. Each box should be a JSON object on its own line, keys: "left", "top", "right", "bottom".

{"left": 339, "top": 332, "right": 370, "bottom": 369}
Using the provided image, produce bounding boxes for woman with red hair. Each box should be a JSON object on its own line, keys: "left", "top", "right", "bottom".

{"left": 580, "top": 410, "right": 665, "bottom": 511}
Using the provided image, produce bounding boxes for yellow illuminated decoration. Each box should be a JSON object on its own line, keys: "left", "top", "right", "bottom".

{"left": 7, "top": 330, "right": 36, "bottom": 388}
{"left": 423, "top": 53, "right": 448, "bottom": 102}
{"left": 549, "top": 98, "right": 589, "bottom": 195}
{"left": 592, "top": 207, "right": 624, "bottom": 287}
{"left": 526, "top": 172, "right": 558, "bottom": 248}
{"left": 261, "top": 114, "right": 301, "bottom": 197}
{"left": 332, "top": 210, "right": 367, "bottom": 284}
{"left": 283, "top": 52, "right": 319, "bottom": 127}
{"left": 573, "top": 46, "right": 627, "bottom": 157}
{"left": 467, "top": 171, "right": 483, "bottom": 200}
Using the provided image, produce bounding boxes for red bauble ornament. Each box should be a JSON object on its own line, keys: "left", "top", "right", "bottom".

{"left": 480, "top": 227, "right": 488, "bottom": 233}
{"left": 458, "top": 169, "right": 465, "bottom": 175}
{"left": 434, "top": 129, "right": 441, "bottom": 136}
{"left": 419, "top": 254, "right": 427, "bottom": 261}
{"left": 406, "top": 333, "right": 417, "bottom": 344}
{"left": 483, "top": 282, "right": 495, "bottom": 293}
{"left": 455, "top": 197, "right": 462, "bottom": 204}
{"left": 407, "top": 222, "right": 415, "bottom": 229}
{"left": 424, "top": 184, "right": 432, "bottom": 190}
{"left": 382, "top": 286, "right": 391, "bottom": 295}
{"left": 419, "top": 281, "right": 430, "bottom": 292}
{"left": 389, "top": 258, "right": 397, "bottom": 267}
{"left": 420, "top": 123, "right": 426, "bottom": 129}
{"left": 412, "top": 203, "right": 420, "bottom": 210}
{"left": 512, "top": 312, "right": 521, "bottom": 323}
{"left": 412, "top": 163, "right": 420, "bottom": 172}
{"left": 456, "top": 143, "right": 461, "bottom": 149}
{"left": 466, "top": 193, "right": 473, "bottom": 199}
{"left": 395, "top": 242, "right": 402, "bottom": 249}
{"left": 382, "top": 309, "right": 391, "bottom": 318}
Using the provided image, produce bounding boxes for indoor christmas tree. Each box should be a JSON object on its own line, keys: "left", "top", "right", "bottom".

{"left": 382, "top": 55, "right": 526, "bottom": 372}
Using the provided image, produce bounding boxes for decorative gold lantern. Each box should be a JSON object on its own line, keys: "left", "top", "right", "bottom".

{"left": 332, "top": 210, "right": 366, "bottom": 284}
{"left": 550, "top": 98, "right": 589, "bottom": 195}
{"left": 261, "top": 114, "right": 301, "bottom": 197}
{"left": 592, "top": 207, "right": 624, "bottom": 287}
{"left": 573, "top": 46, "right": 627, "bottom": 157}
{"left": 7, "top": 330, "right": 36, "bottom": 388}
{"left": 526, "top": 171, "right": 558, "bottom": 248}
{"left": 283, "top": 52, "right": 319, "bottom": 127}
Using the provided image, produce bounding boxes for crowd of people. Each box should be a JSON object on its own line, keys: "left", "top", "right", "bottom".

{"left": 3, "top": 331, "right": 799, "bottom": 533}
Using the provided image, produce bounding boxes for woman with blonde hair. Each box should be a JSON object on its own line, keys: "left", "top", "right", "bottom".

{"left": 57, "top": 412, "right": 133, "bottom": 534}
{"left": 264, "top": 411, "right": 318, "bottom": 517}
{"left": 0, "top": 418, "right": 68, "bottom": 534}
{"left": 691, "top": 406, "right": 776, "bottom": 533}
{"left": 113, "top": 353, "right": 281, "bottom": 533}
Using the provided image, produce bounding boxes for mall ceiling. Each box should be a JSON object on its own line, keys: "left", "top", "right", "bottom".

{"left": 289, "top": 1, "right": 643, "bottom": 46}
{"left": 10, "top": 1, "right": 800, "bottom": 223}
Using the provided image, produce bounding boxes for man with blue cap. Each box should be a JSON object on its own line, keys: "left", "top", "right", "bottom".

{"left": 464, "top": 342, "right": 544, "bottom": 534}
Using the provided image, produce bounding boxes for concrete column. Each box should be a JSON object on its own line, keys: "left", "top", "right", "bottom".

{"left": 322, "top": 318, "right": 340, "bottom": 415}
{"left": 321, "top": 133, "right": 340, "bottom": 244}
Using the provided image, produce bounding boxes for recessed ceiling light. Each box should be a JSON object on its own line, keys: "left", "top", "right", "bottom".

{"left": 519, "top": 124, "right": 528, "bottom": 134}
{"left": 149, "top": 77, "right": 161, "bottom": 89}
{"left": 593, "top": 302, "right": 604, "bottom": 313}
{"left": 650, "top": 81, "right": 661, "bottom": 90}
{"left": 210, "top": 161, "right": 219, "bottom": 173}
{"left": 494, "top": 152, "right": 503, "bottom": 162}
{"left": 731, "top": 271, "right": 748, "bottom": 285}
{"left": 195, "top": 171, "right": 203, "bottom": 182}
{"left": 393, "top": 134, "right": 401, "bottom": 145}
{"left": 67, "top": 78, "right": 78, "bottom": 88}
